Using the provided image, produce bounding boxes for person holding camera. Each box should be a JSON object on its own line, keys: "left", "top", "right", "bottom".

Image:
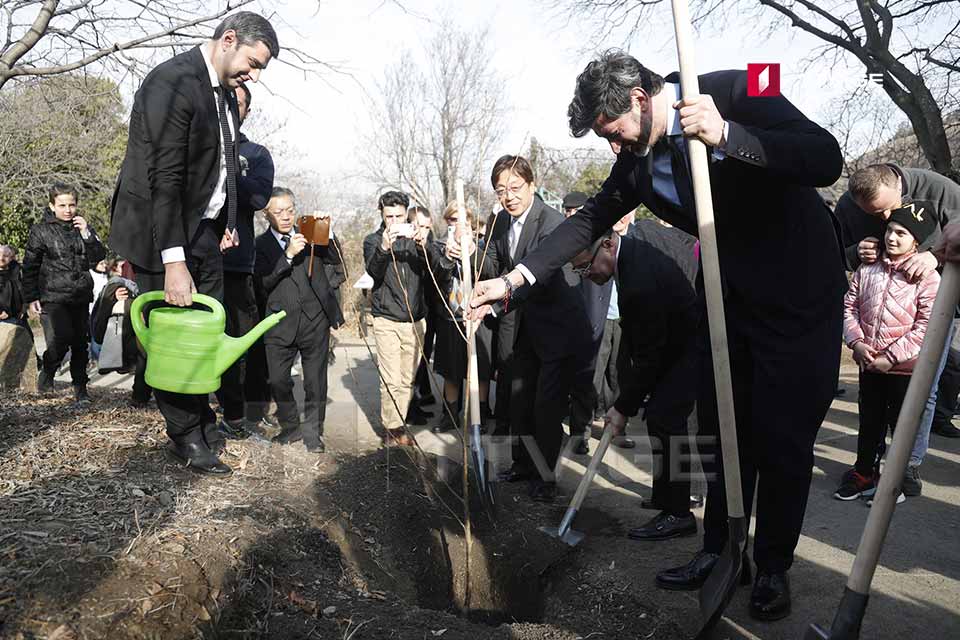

{"left": 362, "top": 191, "right": 434, "bottom": 447}
{"left": 254, "top": 187, "right": 343, "bottom": 453}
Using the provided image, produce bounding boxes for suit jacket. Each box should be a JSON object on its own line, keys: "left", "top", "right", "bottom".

{"left": 614, "top": 224, "right": 699, "bottom": 421}
{"left": 255, "top": 230, "right": 345, "bottom": 346}
{"left": 480, "top": 197, "right": 592, "bottom": 361}
{"left": 110, "top": 46, "right": 241, "bottom": 271}
{"left": 581, "top": 277, "right": 613, "bottom": 346}
{"left": 223, "top": 133, "right": 275, "bottom": 274}
{"left": 520, "top": 70, "right": 847, "bottom": 337}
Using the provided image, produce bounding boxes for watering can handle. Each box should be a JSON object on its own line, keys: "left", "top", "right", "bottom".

{"left": 129, "top": 291, "right": 226, "bottom": 343}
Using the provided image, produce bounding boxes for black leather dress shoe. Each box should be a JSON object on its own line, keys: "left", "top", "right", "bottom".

{"left": 656, "top": 551, "right": 719, "bottom": 591}
{"left": 750, "top": 572, "right": 791, "bottom": 621}
{"left": 273, "top": 426, "right": 304, "bottom": 444}
{"left": 305, "top": 438, "right": 326, "bottom": 453}
{"left": 219, "top": 418, "right": 250, "bottom": 440}
{"left": 627, "top": 512, "right": 697, "bottom": 541}
{"left": 656, "top": 550, "right": 752, "bottom": 591}
{"left": 406, "top": 407, "right": 432, "bottom": 426}
{"left": 613, "top": 435, "right": 636, "bottom": 449}
{"left": 529, "top": 480, "right": 557, "bottom": 503}
{"left": 167, "top": 441, "right": 232, "bottom": 476}
{"left": 499, "top": 464, "right": 535, "bottom": 483}
{"left": 932, "top": 421, "right": 960, "bottom": 438}
{"left": 572, "top": 436, "right": 590, "bottom": 456}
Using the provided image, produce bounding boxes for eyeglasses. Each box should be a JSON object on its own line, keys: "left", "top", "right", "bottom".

{"left": 268, "top": 206, "right": 295, "bottom": 216}
{"left": 494, "top": 183, "right": 528, "bottom": 199}
{"left": 571, "top": 241, "right": 604, "bottom": 277}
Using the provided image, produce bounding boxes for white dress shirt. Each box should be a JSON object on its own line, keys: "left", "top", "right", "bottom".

{"left": 160, "top": 43, "right": 237, "bottom": 265}
{"left": 510, "top": 201, "right": 537, "bottom": 285}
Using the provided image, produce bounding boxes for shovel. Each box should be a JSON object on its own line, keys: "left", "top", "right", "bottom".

{"left": 457, "top": 181, "right": 495, "bottom": 513}
{"left": 540, "top": 420, "right": 616, "bottom": 546}
{"left": 669, "top": 1, "right": 745, "bottom": 636}
{"left": 806, "top": 262, "right": 960, "bottom": 639}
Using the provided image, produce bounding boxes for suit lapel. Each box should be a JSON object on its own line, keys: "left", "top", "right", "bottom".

{"left": 514, "top": 200, "right": 542, "bottom": 261}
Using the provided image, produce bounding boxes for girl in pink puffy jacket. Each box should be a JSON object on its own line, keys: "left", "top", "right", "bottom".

{"left": 836, "top": 203, "right": 940, "bottom": 502}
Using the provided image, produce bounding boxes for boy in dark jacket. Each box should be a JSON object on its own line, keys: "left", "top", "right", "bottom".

{"left": 22, "top": 183, "right": 106, "bottom": 401}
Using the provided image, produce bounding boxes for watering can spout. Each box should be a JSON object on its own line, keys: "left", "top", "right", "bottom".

{"left": 215, "top": 311, "right": 287, "bottom": 376}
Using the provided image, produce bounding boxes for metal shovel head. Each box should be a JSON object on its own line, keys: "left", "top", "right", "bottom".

{"left": 805, "top": 624, "right": 831, "bottom": 640}
{"left": 695, "top": 516, "right": 748, "bottom": 638}
{"left": 538, "top": 525, "right": 584, "bottom": 547}
{"left": 804, "top": 587, "right": 868, "bottom": 640}
{"left": 469, "top": 424, "right": 495, "bottom": 512}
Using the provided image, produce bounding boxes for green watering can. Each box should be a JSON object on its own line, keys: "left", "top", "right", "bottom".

{"left": 130, "top": 291, "right": 286, "bottom": 394}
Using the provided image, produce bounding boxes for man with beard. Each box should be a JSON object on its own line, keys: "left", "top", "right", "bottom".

{"left": 471, "top": 50, "right": 845, "bottom": 621}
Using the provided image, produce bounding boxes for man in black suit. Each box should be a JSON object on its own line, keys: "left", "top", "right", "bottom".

{"left": 572, "top": 222, "right": 699, "bottom": 541}
{"left": 217, "top": 81, "right": 275, "bottom": 437}
{"left": 477, "top": 155, "right": 593, "bottom": 503}
{"left": 255, "top": 187, "right": 344, "bottom": 453}
{"left": 109, "top": 12, "right": 279, "bottom": 476}
{"left": 472, "top": 51, "right": 845, "bottom": 620}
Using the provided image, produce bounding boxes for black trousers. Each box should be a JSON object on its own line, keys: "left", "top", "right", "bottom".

{"left": 265, "top": 311, "right": 330, "bottom": 446}
{"left": 699, "top": 295, "right": 842, "bottom": 573}
{"left": 569, "top": 344, "right": 599, "bottom": 433}
{"left": 933, "top": 343, "right": 960, "bottom": 429}
{"left": 133, "top": 221, "right": 223, "bottom": 445}
{"left": 593, "top": 318, "right": 623, "bottom": 412}
{"left": 510, "top": 343, "right": 578, "bottom": 477}
{"left": 412, "top": 307, "right": 437, "bottom": 402}
{"left": 856, "top": 371, "right": 910, "bottom": 474}
{"left": 645, "top": 342, "right": 697, "bottom": 516}
{"left": 40, "top": 301, "right": 90, "bottom": 385}
{"left": 214, "top": 271, "right": 260, "bottom": 421}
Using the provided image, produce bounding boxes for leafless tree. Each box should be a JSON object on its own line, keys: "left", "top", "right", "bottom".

{"left": 364, "top": 18, "right": 510, "bottom": 213}
{"left": 527, "top": 136, "right": 612, "bottom": 196}
{"left": 0, "top": 1, "right": 346, "bottom": 91}
{"left": 548, "top": 0, "right": 960, "bottom": 179}
{"left": 0, "top": 74, "right": 126, "bottom": 247}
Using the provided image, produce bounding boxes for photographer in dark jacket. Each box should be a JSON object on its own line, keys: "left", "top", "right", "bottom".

{"left": 22, "top": 183, "right": 106, "bottom": 402}
{"left": 362, "top": 190, "right": 429, "bottom": 446}
{"left": 216, "top": 82, "right": 275, "bottom": 437}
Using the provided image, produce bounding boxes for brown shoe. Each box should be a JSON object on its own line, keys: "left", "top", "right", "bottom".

{"left": 384, "top": 429, "right": 415, "bottom": 447}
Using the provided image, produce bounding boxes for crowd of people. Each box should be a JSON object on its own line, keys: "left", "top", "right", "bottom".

{"left": 1, "top": 11, "right": 958, "bottom": 628}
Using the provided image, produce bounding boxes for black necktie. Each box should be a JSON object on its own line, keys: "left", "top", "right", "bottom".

{"left": 281, "top": 233, "right": 291, "bottom": 251}
{"left": 215, "top": 87, "right": 238, "bottom": 234}
{"left": 666, "top": 136, "right": 695, "bottom": 215}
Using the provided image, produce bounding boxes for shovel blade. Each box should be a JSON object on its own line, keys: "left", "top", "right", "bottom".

{"left": 804, "top": 624, "right": 832, "bottom": 640}
{"left": 537, "top": 525, "right": 584, "bottom": 547}
{"left": 470, "top": 446, "right": 496, "bottom": 515}
{"left": 805, "top": 587, "right": 867, "bottom": 640}
{"left": 696, "top": 516, "right": 748, "bottom": 638}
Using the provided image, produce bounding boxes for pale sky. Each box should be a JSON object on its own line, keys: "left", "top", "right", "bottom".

{"left": 241, "top": 0, "right": 897, "bottom": 190}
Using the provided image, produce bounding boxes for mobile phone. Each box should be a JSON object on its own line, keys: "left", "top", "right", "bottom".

{"left": 393, "top": 222, "right": 415, "bottom": 238}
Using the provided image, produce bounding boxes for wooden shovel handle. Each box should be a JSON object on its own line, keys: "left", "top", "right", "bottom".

{"left": 671, "top": 0, "right": 744, "bottom": 518}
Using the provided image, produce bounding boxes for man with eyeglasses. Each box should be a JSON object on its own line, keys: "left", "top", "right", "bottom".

{"left": 476, "top": 155, "right": 592, "bottom": 503}
{"left": 571, "top": 220, "right": 700, "bottom": 540}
